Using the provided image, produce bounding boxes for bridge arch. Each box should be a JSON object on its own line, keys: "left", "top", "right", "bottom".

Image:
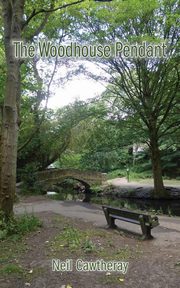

{"left": 35, "top": 168, "right": 107, "bottom": 193}
{"left": 46, "top": 176, "right": 91, "bottom": 192}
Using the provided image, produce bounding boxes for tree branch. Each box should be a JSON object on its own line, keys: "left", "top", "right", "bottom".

{"left": 26, "top": 13, "right": 50, "bottom": 41}
{"left": 18, "top": 52, "right": 59, "bottom": 152}
{"left": 22, "top": 0, "right": 84, "bottom": 29}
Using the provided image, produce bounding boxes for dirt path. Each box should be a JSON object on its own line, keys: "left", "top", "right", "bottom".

{"left": 14, "top": 196, "right": 180, "bottom": 247}
{"left": 1, "top": 196, "right": 179, "bottom": 288}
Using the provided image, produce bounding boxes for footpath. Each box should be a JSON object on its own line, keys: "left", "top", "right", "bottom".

{"left": 14, "top": 196, "right": 180, "bottom": 247}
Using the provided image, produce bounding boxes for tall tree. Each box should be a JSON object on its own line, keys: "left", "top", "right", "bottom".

{"left": 0, "top": 0, "right": 84, "bottom": 219}
{"left": 73, "top": 0, "right": 180, "bottom": 197}
{"left": 0, "top": 0, "right": 110, "bottom": 218}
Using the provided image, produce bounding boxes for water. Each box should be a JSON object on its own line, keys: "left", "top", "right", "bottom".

{"left": 91, "top": 196, "right": 180, "bottom": 217}
{"left": 47, "top": 190, "right": 180, "bottom": 216}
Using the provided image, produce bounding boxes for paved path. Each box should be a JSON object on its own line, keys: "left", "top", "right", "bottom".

{"left": 14, "top": 197, "right": 180, "bottom": 247}
{"left": 108, "top": 177, "right": 180, "bottom": 188}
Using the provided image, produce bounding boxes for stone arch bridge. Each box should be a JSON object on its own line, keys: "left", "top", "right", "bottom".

{"left": 36, "top": 169, "right": 107, "bottom": 190}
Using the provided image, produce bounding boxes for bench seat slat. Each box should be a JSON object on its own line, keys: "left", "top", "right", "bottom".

{"left": 105, "top": 208, "right": 149, "bottom": 221}
{"left": 109, "top": 214, "right": 153, "bottom": 227}
{"left": 109, "top": 214, "right": 140, "bottom": 225}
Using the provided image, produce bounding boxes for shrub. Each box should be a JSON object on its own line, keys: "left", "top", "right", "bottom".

{"left": 0, "top": 213, "right": 42, "bottom": 240}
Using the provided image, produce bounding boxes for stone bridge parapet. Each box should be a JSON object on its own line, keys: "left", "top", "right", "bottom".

{"left": 36, "top": 168, "right": 107, "bottom": 189}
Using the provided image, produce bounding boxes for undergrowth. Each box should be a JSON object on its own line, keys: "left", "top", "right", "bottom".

{"left": 0, "top": 213, "right": 42, "bottom": 240}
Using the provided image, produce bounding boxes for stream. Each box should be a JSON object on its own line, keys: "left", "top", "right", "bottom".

{"left": 47, "top": 189, "right": 180, "bottom": 216}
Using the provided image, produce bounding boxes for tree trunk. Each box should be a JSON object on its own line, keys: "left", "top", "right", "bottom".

{"left": 0, "top": 0, "right": 24, "bottom": 219}
{"left": 149, "top": 136, "right": 168, "bottom": 198}
{"left": 0, "top": 103, "right": 19, "bottom": 218}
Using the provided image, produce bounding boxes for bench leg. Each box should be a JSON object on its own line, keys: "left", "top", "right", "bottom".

{"left": 103, "top": 208, "right": 117, "bottom": 228}
{"left": 141, "top": 226, "right": 153, "bottom": 240}
{"left": 108, "top": 217, "right": 117, "bottom": 229}
{"left": 139, "top": 216, "right": 153, "bottom": 240}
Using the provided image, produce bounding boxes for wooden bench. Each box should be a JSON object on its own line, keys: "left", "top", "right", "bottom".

{"left": 102, "top": 205, "right": 159, "bottom": 240}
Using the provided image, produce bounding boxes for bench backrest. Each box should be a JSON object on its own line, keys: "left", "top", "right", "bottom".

{"left": 102, "top": 205, "right": 152, "bottom": 222}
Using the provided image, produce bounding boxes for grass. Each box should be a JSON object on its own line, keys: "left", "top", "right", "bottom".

{"left": 0, "top": 263, "right": 24, "bottom": 275}
{"left": 0, "top": 236, "right": 28, "bottom": 277}
{"left": 0, "top": 238, "right": 27, "bottom": 264}
{"left": 49, "top": 221, "right": 138, "bottom": 261}
{"left": 50, "top": 225, "right": 97, "bottom": 254}
{"left": 0, "top": 213, "right": 142, "bottom": 285}
{"left": 49, "top": 219, "right": 138, "bottom": 286}
{"left": 0, "top": 213, "right": 42, "bottom": 277}
{"left": 0, "top": 213, "right": 42, "bottom": 240}
{"left": 0, "top": 261, "right": 45, "bottom": 280}
{"left": 107, "top": 169, "right": 153, "bottom": 181}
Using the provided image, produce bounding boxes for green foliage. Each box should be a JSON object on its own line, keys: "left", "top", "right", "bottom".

{"left": 68, "top": 0, "right": 179, "bottom": 196}
{"left": 161, "top": 148, "right": 180, "bottom": 178}
{"left": 55, "top": 102, "right": 179, "bottom": 177}
{"left": 0, "top": 263, "right": 24, "bottom": 275}
{"left": 82, "top": 237, "right": 96, "bottom": 253}
{"left": 66, "top": 108, "right": 138, "bottom": 172}
{"left": 20, "top": 162, "right": 42, "bottom": 194}
{"left": 20, "top": 162, "right": 38, "bottom": 185}
{"left": 63, "top": 226, "right": 81, "bottom": 250}
{"left": 107, "top": 169, "right": 128, "bottom": 179}
{"left": 52, "top": 225, "right": 81, "bottom": 251}
{"left": 1, "top": 0, "right": 179, "bottom": 201}
{"left": 55, "top": 151, "right": 82, "bottom": 169}
{"left": 108, "top": 168, "right": 152, "bottom": 180}
{"left": 0, "top": 213, "right": 42, "bottom": 240}
{"left": 51, "top": 225, "right": 96, "bottom": 254}
{"left": 18, "top": 100, "right": 95, "bottom": 174}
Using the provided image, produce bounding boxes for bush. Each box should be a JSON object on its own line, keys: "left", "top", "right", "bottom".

{"left": 107, "top": 169, "right": 127, "bottom": 179}
{"left": 0, "top": 213, "right": 42, "bottom": 240}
